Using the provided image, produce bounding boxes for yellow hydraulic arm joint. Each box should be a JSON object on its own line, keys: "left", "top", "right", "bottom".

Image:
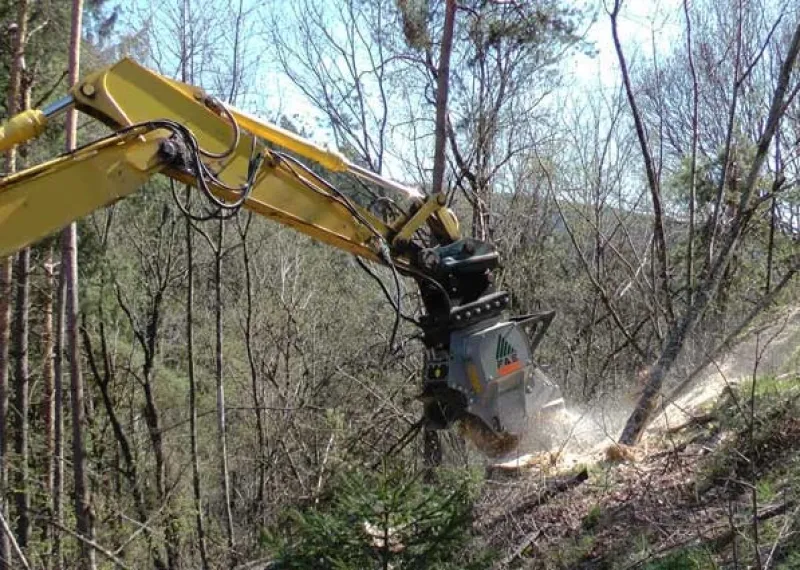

{"left": 392, "top": 193, "right": 448, "bottom": 247}
{"left": 0, "top": 109, "right": 47, "bottom": 152}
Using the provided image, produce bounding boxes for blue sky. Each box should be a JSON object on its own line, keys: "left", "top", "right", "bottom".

{"left": 118, "top": 0, "right": 685, "bottom": 182}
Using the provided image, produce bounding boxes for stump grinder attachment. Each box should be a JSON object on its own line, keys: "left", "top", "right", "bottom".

{"left": 420, "top": 308, "right": 565, "bottom": 457}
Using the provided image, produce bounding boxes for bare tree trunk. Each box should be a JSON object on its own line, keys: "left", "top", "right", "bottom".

{"left": 81, "top": 317, "right": 165, "bottom": 568}
{"left": 178, "top": 2, "right": 210, "bottom": 563}
{"left": 187, "top": 221, "right": 209, "bottom": 568}
{"left": 214, "top": 219, "right": 236, "bottom": 564}
{"left": 1, "top": 3, "right": 31, "bottom": 564}
{"left": 13, "top": 247, "right": 31, "bottom": 553}
{"left": 42, "top": 250, "right": 56, "bottom": 569}
{"left": 765, "top": 130, "right": 779, "bottom": 293}
{"left": 113, "top": 200, "right": 182, "bottom": 567}
{"left": 63, "top": 208, "right": 94, "bottom": 568}
{"left": 430, "top": 0, "right": 456, "bottom": 197}
{"left": 610, "top": 0, "right": 674, "bottom": 326}
{"left": 65, "top": 1, "right": 96, "bottom": 566}
{"left": 13, "top": 78, "right": 35, "bottom": 559}
{"left": 708, "top": 0, "right": 743, "bottom": 264}
{"left": 142, "top": 364, "right": 179, "bottom": 569}
{"left": 683, "top": 0, "right": 698, "bottom": 305}
{"left": 238, "top": 216, "right": 267, "bottom": 526}
{"left": 186, "top": 196, "right": 208, "bottom": 570}
{"left": 52, "top": 269, "right": 65, "bottom": 570}
{"left": 0, "top": 254, "right": 10, "bottom": 570}
{"left": 423, "top": 0, "right": 456, "bottom": 476}
{"left": 766, "top": 196, "right": 776, "bottom": 292}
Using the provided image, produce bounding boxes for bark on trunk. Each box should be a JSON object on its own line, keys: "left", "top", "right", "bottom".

{"left": 0, "top": 256, "right": 10, "bottom": 570}
{"left": 186, "top": 192, "right": 209, "bottom": 569}
{"left": 2, "top": 2, "right": 30, "bottom": 563}
{"left": 422, "top": 0, "right": 456, "bottom": 476}
{"left": 430, "top": 0, "right": 456, "bottom": 197}
{"left": 13, "top": 247, "right": 31, "bottom": 551}
{"left": 239, "top": 217, "right": 267, "bottom": 526}
{"left": 179, "top": 11, "right": 210, "bottom": 564}
{"left": 52, "top": 268, "right": 65, "bottom": 570}
{"left": 65, "top": 1, "right": 96, "bottom": 567}
{"left": 215, "top": 220, "right": 236, "bottom": 564}
{"left": 42, "top": 251, "right": 56, "bottom": 567}
{"left": 81, "top": 320, "right": 166, "bottom": 569}
{"left": 140, "top": 359, "right": 179, "bottom": 569}
{"left": 13, "top": 82, "right": 34, "bottom": 557}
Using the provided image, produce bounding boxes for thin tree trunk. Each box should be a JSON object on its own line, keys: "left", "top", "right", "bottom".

{"left": 113, "top": 202, "right": 181, "bottom": 568}
{"left": 0, "top": 254, "right": 10, "bottom": 570}
{"left": 2, "top": 3, "right": 30, "bottom": 564}
{"left": 179, "top": 2, "right": 209, "bottom": 561}
{"left": 683, "top": 0, "right": 698, "bottom": 305}
{"left": 63, "top": 214, "right": 94, "bottom": 568}
{"left": 52, "top": 268, "right": 65, "bottom": 570}
{"left": 766, "top": 197, "right": 776, "bottom": 292}
{"left": 13, "top": 76, "right": 35, "bottom": 558}
{"left": 610, "top": 0, "right": 674, "bottom": 325}
{"left": 139, "top": 341, "right": 179, "bottom": 569}
{"left": 143, "top": 377, "right": 177, "bottom": 568}
{"left": 65, "top": 1, "right": 96, "bottom": 566}
{"left": 42, "top": 250, "right": 56, "bottom": 569}
{"left": 81, "top": 318, "right": 165, "bottom": 568}
{"left": 239, "top": 216, "right": 267, "bottom": 526}
{"left": 13, "top": 246, "right": 31, "bottom": 552}
{"left": 215, "top": 219, "right": 236, "bottom": 564}
{"left": 765, "top": 131, "right": 779, "bottom": 293}
{"left": 708, "top": 0, "right": 743, "bottom": 264}
{"left": 186, "top": 192, "right": 208, "bottom": 569}
{"left": 423, "top": 0, "right": 456, "bottom": 476}
{"left": 430, "top": 0, "right": 456, "bottom": 197}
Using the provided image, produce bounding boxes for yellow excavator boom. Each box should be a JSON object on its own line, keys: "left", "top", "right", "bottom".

{"left": 0, "top": 57, "right": 459, "bottom": 262}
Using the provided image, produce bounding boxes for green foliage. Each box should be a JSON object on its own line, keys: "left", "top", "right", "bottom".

{"left": 396, "top": 0, "right": 431, "bottom": 50}
{"left": 266, "top": 465, "right": 493, "bottom": 569}
{"left": 540, "top": 533, "right": 596, "bottom": 568}
{"left": 461, "top": 0, "right": 590, "bottom": 59}
{"left": 693, "top": 375, "right": 800, "bottom": 497}
{"left": 581, "top": 503, "right": 602, "bottom": 530}
{"left": 641, "top": 547, "right": 716, "bottom": 570}
{"left": 777, "top": 548, "right": 800, "bottom": 569}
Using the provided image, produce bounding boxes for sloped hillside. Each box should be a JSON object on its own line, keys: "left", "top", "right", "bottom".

{"left": 475, "top": 310, "right": 800, "bottom": 569}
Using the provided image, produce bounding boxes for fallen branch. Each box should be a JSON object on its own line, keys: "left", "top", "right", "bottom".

{"left": 494, "top": 530, "right": 542, "bottom": 568}
{"left": 475, "top": 468, "right": 589, "bottom": 532}
{"left": 0, "top": 508, "right": 30, "bottom": 570}
{"left": 622, "top": 501, "right": 796, "bottom": 570}
{"left": 665, "top": 412, "right": 717, "bottom": 434}
{"left": 48, "top": 519, "right": 132, "bottom": 570}
{"left": 234, "top": 559, "right": 282, "bottom": 570}
{"left": 707, "top": 500, "right": 796, "bottom": 552}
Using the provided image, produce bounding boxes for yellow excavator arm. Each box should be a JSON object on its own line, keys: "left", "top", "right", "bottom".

{"left": 0, "top": 58, "right": 562, "bottom": 457}
{"left": 0, "top": 58, "right": 460, "bottom": 263}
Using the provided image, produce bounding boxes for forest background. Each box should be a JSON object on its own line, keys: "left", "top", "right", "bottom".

{"left": 0, "top": 0, "right": 798, "bottom": 568}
